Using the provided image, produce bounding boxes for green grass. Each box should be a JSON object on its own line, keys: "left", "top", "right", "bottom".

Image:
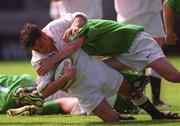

{"left": 0, "top": 60, "right": 36, "bottom": 78}
{"left": 0, "top": 56, "right": 180, "bottom": 125}
{"left": 0, "top": 115, "right": 179, "bottom": 126}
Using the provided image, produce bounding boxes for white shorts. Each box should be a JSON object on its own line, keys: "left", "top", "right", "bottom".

{"left": 106, "top": 95, "right": 117, "bottom": 107}
{"left": 68, "top": 49, "right": 124, "bottom": 114}
{"left": 44, "top": 88, "right": 116, "bottom": 115}
{"left": 116, "top": 32, "right": 165, "bottom": 72}
{"left": 124, "top": 12, "right": 165, "bottom": 38}
{"left": 44, "top": 90, "right": 72, "bottom": 102}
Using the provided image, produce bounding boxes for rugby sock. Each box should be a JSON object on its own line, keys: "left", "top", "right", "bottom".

{"left": 131, "top": 93, "right": 148, "bottom": 106}
{"left": 146, "top": 68, "right": 162, "bottom": 103}
{"left": 42, "top": 101, "right": 62, "bottom": 115}
{"left": 132, "top": 94, "right": 164, "bottom": 119}
{"left": 138, "top": 99, "right": 164, "bottom": 119}
{"left": 149, "top": 76, "right": 161, "bottom": 103}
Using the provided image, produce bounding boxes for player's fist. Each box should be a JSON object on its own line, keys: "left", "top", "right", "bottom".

{"left": 165, "top": 32, "right": 178, "bottom": 45}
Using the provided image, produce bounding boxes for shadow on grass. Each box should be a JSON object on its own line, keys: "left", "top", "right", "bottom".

{"left": 1, "top": 120, "right": 179, "bottom": 126}
{"left": 0, "top": 122, "right": 83, "bottom": 126}
{"left": 87, "top": 120, "right": 180, "bottom": 126}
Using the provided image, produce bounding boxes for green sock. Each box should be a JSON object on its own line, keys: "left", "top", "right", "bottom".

{"left": 42, "top": 101, "right": 62, "bottom": 115}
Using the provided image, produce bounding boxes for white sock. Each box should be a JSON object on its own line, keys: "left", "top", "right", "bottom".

{"left": 131, "top": 93, "right": 148, "bottom": 106}
{"left": 146, "top": 68, "right": 161, "bottom": 79}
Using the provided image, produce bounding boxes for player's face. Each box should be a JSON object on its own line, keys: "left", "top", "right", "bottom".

{"left": 32, "top": 32, "right": 56, "bottom": 54}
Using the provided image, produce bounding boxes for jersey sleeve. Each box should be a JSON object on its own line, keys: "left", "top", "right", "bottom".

{"left": 31, "top": 51, "right": 54, "bottom": 92}
{"left": 36, "top": 70, "right": 54, "bottom": 92}
{"left": 42, "top": 12, "right": 87, "bottom": 38}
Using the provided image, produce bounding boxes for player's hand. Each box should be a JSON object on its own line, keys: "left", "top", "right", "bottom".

{"left": 165, "top": 32, "right": 178, "bottom": 45}
{"left": 63, "top": 64, "right": 77, "bottom": 80}
{"left": 63, "top": 26, "right": 79, "bottom": 43}
{"left": 36, "top": 58, "right": 54, "bottom": 76}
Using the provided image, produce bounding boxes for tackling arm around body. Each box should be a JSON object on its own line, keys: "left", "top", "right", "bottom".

{"left": 41, "top": 64, "right": 77, "bottom": 98}
{"left": 37, "top": 36, "right": 85, "bottom": 76}
{"left": 37, "top": 15, "right": 87, "bottom": 76}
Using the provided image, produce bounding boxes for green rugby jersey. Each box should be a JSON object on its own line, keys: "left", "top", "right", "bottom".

{"left": 0, "top": 74, "right": 34, "bottom": 114}
{"left": 165, "top": 0, "right": 180, "bottom": 14}
{"left": 79, "top": 19, "right": 144, "bottom": 56}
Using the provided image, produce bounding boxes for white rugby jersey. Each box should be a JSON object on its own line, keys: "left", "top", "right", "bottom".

{"left": 31, "top": 12, "right": 87, "bottom": 91}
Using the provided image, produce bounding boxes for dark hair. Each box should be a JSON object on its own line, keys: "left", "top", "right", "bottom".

{"left": 20, "top": 23, "right": 41, "bottom": 49}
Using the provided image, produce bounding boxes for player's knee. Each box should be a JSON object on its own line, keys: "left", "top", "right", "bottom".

{"left": 102, "top": 112, "right": 119, "bottom": 122}
{"left": 93, "top": 99, "right": 121, "bottom": 122}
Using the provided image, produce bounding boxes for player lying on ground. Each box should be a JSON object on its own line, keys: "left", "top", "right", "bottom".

{"left": 19, "top": 12, "right": 180, "bottom": 122}
{"left": 0, "top": 74, "right": 85, "bottom": 116}
{"left": 0, "top": 74, "right": 140, "bottom": 116}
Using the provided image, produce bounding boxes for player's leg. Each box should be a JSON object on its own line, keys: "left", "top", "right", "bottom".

{"left": 115, "top": 72, "right": 148, "bottom": 114}
{"left": 147, "top": 36, "right": 165, "bottom": 106}
{"left": 132, "top": 10, "right": 165, "bottom": 106}
{"left": 141, "top": 58, "right": 180, "bottom": 118}
{"left": 53, "top": 97, "right": 81, "bottom": 114}
{"left": 42, "top": 97, "right": 84, "bottom": 115}
{"left": 7, "top": 99, "right": 70, "bottom": 116}
{"left": 10, "top": 94, "right": 83, "bottom": 115}
{"left": 93, "top": 98, "right": 135, "bottom": 122}
{"left": 117, "top": 76, "right": 180, "bottom": 119}
{"left": 147, "top": 68, "right": 166, "bottom": 106}
{"left": 43, "top": 90, "right": 86, "bottom": 115}
{"left": 103, "top": 58, "right": 131, "bottom": 71}
{"left": 41, "top": 100, "right": 63, "bottom": 115}
{"left": 71, "top": 70, "right": 136, "bottom": 122}
{"left": 112, "top": 31, "right": 180, "bottom": 83}
{"left": 118, "top": 76, "right": 163, "bottom": 119}
{"left": 148, "top": 57, "right": 180, "bottom": 83}
{"left": 147, "top": 38, "right": 165, "bottom": 105}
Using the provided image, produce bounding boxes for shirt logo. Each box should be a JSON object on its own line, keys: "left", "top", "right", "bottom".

{"left": 146, "top": 53, "right": 151, "bottom": 58}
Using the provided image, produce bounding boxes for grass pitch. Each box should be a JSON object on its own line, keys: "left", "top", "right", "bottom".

{"left": 0, "top": 56, "right": 180, "bottom": 125}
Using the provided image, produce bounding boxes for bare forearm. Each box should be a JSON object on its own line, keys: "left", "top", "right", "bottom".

{"left": 50, "top": 46, "right": 74, "bottom": 65}
{"left": 50, "top": 37, "right": 85, "bottom": 65}
{"left": 163, "top": 3, "right": 175, "bottom": 34}
{"left": 41, "top": 76, "right": 68, "bottom": 98}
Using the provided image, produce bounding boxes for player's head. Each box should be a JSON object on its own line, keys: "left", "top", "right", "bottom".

{"left": 20, "top": 23, "right": 55, "bottom": 54}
